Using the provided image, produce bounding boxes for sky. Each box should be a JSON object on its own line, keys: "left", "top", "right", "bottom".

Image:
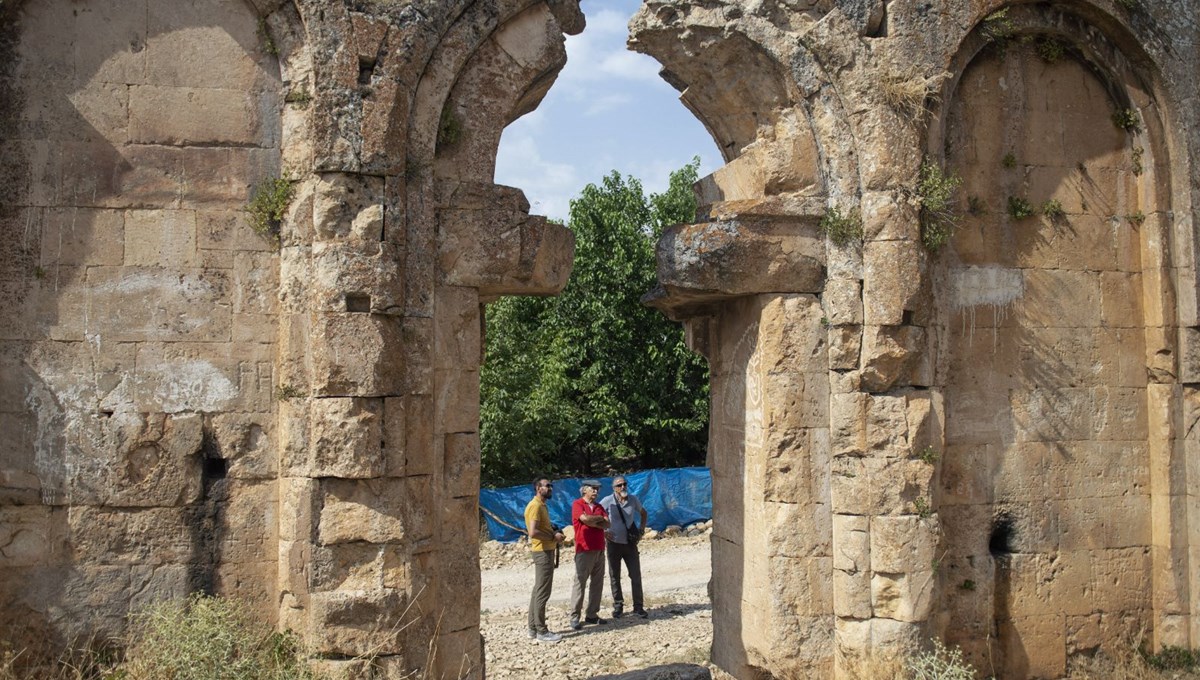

{"left": 493, "top": 0, "right": 721, "bottom": 222}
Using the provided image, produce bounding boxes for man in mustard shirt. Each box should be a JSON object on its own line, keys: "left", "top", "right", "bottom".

{"left": 525, "top": 477, "right": 565, "bottom": 643}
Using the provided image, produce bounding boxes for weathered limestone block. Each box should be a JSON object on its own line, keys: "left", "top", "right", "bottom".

{"left": 829, "top": 325, "right": 862, "bottom": 370}
{"left": 210, "top": 413, "right": 276, "bottom": 479}
{"left": 434, "top": 368, "right": 480, "bottom": 436}
{"left": 862, "top": 241, "right": 924, "bottom": 326}
{"left": 64, "top": 411, "right": 203, "bottom": 507}
{"left": 313, "top": 173, "right": 386, "bottom": 242}
{"left": 834, "top": 568, "right": 873, "bottom": 618}
{"left": 434, "top": 287, "right": 481, "bottom": 373}
{"left": 128, "top": 341, "right": 272, "bottom": 414}
{"left": 871, "top": 571, "right": 935, "bottom": 622}
{"left": 310, "top": 397, "right": 385, "bottom": 478}
{"left": 67, "top": 506, "right": 194, "bottom": 565}
{"left": 437, "top": 188, "right": 573, "bottom": 295}
{"left": 310, "top": 313, "right": 405, "bottom": 396}
{"left": 764, "top": 429, "right": 830, "bottom": 507}
{"left": 38, "top": 208, "right": 125, "bottom": 266}
{"left": 443, "top": 432, "right": 480, "bottom": 499}
{"left": 766, "top": 499, "right": 831, "bottom": 557}
{"left": 0, "top": 506, "right": 68, "bottom": 568}
{"left": 130, "top": 85, "right": 265, "bottom": 147}
{"left": 312, "top": 242, "right": 404, "bottom": 315}
{"left": 871, "top": 515, "right": 938, "bottom": 574}
{"left": 823, "top": 278, "right": 863, "bottom": 326}
{"left": 860, "top": 325, "right": 928, "bottom": 392}
{"left": 695, "top": 131, "right": 822, "bottom": 206}
{"left": 400, "top": 317, "right": 434, "bottom": 395}
{"left": 861, "top": 192, "right": 918, "bottom": 243}
{"left": 831, "top": 457, "right": 934, "bottom": 516}
{"left": 651, "top": 220, "right": 824, "bottom": 317}
{"left": 308, "top": 590, "right": 415, "bottom": 657}
{"left": 83, "top": 267, "right": 232, "bottom": 343}
{"left": 317, "top": 478, "right": 433, "bottom": 547}
{"left": 310, "top": 543, "right": 410, "bottom": 593}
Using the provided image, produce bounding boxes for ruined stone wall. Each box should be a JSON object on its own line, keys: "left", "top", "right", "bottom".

{"left": 635, "top": 0, "right": 1200, "bottom": 678}
{"left": 0, "top": 0, "right": 283, "bottom": 648}
{"left": 0, "top": 0, "right": 578, "bottom": 677}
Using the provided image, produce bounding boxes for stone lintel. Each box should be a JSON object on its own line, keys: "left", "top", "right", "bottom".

{"left": 647, "top": 218, "right": 826, "bottom": 319}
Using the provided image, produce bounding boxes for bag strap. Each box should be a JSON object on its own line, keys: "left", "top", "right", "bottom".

{"left": 613, "top": 497, "right": 636, "bottom": 531}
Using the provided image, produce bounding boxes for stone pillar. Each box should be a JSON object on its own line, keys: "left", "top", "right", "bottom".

{"left": 276, "top": 171, "right": 445, "bottom": 676}
{"left": 831, "top": 192, "right": 942, "bottom": 677}
{"left": 651, "top": 213, "right": 830, "bottom": 677}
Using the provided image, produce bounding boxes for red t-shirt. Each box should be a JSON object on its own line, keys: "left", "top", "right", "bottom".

{"left": 572, "top": 498, "right": 608, "bottom": 552}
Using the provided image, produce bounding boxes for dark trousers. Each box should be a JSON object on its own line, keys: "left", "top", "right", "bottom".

{"left": 528, "top": 550, "right": 555, "bottom": 633}
{"left": 606, "top": 540, "right": 643, "bottom": 610}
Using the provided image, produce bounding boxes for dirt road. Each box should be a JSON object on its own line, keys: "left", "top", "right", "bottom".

{"left": 480, "top": 535, "right": 714, "bottom": 679}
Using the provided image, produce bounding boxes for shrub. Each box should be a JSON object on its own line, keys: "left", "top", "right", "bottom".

{"left": 1131, "top": 146, "right": 1145, "bottom": 176}
{"left": 981, "top": 9, "right": 1016, "bottom": 55}
{"left": 1127, "top": 210, "right": 1146, "bottom": 227}
{"left": 907, "top": 640, "right": 978, "bottom": 680}
{"left": 247, "top": 175, "right": 294, "bottom": 244}
{"left": 916, "top": 161, "right": 962, "bottom": 252}
{"left": 819, "top": 206, "right": 863, "bottom": 246}
{"left": 1041, "top": 199, "right": 1066, "bottom": 221}
{"left": 1036, "top": 37, "right": 1066, "bottom": 63}
{"left": 1007, "top": 196, "right": 1035, "bottom": 220}
{"left": 1001, "top": 152, "right": 1017, "bottom": 169}
{"left": 1113, "top": 107, "right": 1141, "bottom": 133}
{"left": 122, "top": 595, "right": 320, "bottom": 680}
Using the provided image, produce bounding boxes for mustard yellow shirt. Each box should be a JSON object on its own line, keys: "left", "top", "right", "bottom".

{"left": 524, "top": 496, "right": 555, "bottom": 552}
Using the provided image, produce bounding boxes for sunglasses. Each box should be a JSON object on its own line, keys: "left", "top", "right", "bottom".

{"left": 614, "top": 483, "right": 626, "bottom": 488}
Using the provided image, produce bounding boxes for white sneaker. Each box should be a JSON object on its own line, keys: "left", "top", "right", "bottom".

{"left": 535, "top": 631, "right": 562, "bottom": 644}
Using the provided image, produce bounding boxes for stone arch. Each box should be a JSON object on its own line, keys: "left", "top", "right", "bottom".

{"left": 928, "top": 3, "right": 1189, "bottom": 675}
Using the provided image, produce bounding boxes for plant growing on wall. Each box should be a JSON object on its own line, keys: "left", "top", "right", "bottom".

{"left": 880, "top": 65, "right": 951, "bottom": 117}
{"left": 437, "top": 105, "right": 463, "bottom": 148}
{"left": 982, "top": 8, "right": 1016, "bottom": 55}
{"left": 1035, "top": 37, "right": 1066, "bottom": 63}
{"left": 247, "top": 174, "right": 294, "bottom": 244}
{"left": 1041, "top": 199, "right": 1066, "bottom": 222}
{"left": 819, "top": 206, "right": 863, "bottom": 246}
{"left": 1112, "top": 107, "right": 1141, "bottom": 133}
{"left": 1007, "top": 196, "right": 1035, "bottom": 220}
{"left": 915, "top": 161, "right": 962, "bottom": 252}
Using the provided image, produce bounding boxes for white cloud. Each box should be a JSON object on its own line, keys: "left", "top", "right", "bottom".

{"left": 584, "top": 93, "right": 633, "bottom": 116}
{"left": 494, "top": 130, "right": 580, "bottom": 222}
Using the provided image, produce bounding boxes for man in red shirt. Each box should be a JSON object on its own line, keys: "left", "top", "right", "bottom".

{"left": 569, "top": 479, "right": 611, "bottom": 630}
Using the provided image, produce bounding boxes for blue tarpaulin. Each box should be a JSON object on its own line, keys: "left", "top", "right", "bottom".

{"left": 479, "top": 467, "right": 712, "bottom": 543}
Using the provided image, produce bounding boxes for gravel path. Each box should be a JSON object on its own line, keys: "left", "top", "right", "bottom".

{"left": 480, "top": 535, "right": 714, "bottom": 679}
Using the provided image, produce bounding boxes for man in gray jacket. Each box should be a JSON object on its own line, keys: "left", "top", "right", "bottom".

{"left": 601, "top": 475, "right": 648, "bottom": 619}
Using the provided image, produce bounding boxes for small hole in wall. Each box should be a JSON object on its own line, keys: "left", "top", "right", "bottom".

{"left": 97, "top": 410, "right": 113, "bottom": 418}
{"left": 989, "top": 513, "right": 1015, "bottom": 556}
{"left": 203, "top": 456, "right": 228, "bottom": 481}
{"left": 901, "top": 310, "right": 915, "bottom": 325}
{"left": 346, "top": 293, "right": 371, "bottom": 313}
{"left": 358, "top": 58, "right": 376, "bottom": 85}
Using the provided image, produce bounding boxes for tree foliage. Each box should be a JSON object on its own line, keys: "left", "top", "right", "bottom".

{"left": 480, "top": 161, "right": 710, "bottom": 485}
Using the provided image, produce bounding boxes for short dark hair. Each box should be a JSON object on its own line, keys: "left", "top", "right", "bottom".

{"left": 532, "top": 476, "right": 550, "bottom": 489}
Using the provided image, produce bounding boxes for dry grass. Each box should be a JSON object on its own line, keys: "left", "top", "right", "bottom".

{"left": 881, "top": 67, "right": 951, "bottom": 117}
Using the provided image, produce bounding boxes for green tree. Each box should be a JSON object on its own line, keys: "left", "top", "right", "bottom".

{"left": 480, "top": 161, "right": 709, "bottom": 485}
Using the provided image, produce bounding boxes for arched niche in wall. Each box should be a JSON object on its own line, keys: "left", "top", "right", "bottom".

{"left": 926, "top": 4, "right": 1184, "bottom": 677}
